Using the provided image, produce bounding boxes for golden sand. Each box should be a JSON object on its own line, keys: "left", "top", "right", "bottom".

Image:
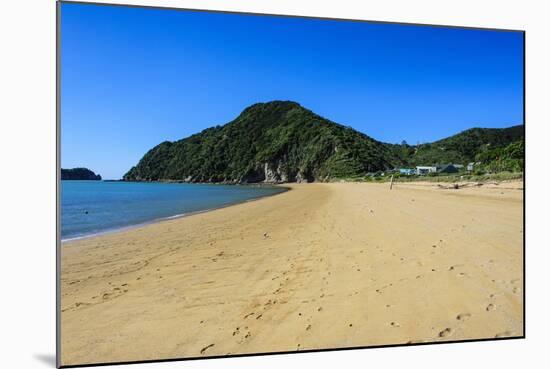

{"left": 60, "top": 181, "right": 523, "bottom": 366}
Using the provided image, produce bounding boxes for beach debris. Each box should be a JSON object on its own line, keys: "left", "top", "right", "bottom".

{"left": 200, "top": 343, "right": 215, "bottom": 354}
{"left": 437, "top": 183, "right": 465, "bottom": 190}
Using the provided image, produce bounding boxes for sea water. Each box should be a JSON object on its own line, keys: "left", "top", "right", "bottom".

{"left": 61, "top": 181, "right": 286, "bottom": 240}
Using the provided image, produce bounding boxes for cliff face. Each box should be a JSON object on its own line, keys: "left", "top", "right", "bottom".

{"left": 123, "top": 101, "right": 398, "bottom": 183}
{"left": 61, "top": 168, "right": 102, "bottom": 180}
{"left": 123, "top": 100, "right": 524, "bottom": 184}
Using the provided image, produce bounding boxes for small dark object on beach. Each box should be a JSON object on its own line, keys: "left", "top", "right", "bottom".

{"left": 200, "top": 343, "right": 215, "bottom": 354}
{"left": 437, "top": 183, "right": 464, "bottom": 190}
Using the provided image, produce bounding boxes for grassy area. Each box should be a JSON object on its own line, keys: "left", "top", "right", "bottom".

{"left": 334, "top": 171, "right": 523, "bottom": 184}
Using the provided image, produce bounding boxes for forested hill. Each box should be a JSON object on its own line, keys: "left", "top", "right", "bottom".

{"left": 395, "top": 125, "right": 524, "bottom": 166}
{"left": 123, "top": 101, "right": 399, "bottom": 183}
{"left": 123, "top": 101, "right": 523, "bottom": 183}
{"left": 61, "top": 168, "right": 102, "bottom": 180}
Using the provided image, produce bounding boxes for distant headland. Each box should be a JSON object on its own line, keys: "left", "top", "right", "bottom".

{"left": 61, "top": 168, "right": 102, "bottom": 181}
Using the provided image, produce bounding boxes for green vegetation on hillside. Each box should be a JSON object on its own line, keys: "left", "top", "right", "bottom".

{"left": 399, "top": 125, "right": 524, "bottom": 166}
{"left": 61, "top": 168, "right": 102, "bottom": 180}
{"left": 475, "top": 140, "right": 524, "bottom": 173}
{"left": 124, "top": 101, "right": 524, "bottom": 183}
{"left": 124, "top": 101, "right": 400, "bottom": 183}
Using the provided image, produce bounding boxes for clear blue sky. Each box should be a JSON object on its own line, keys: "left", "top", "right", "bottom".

{"left": 61, "top": 2, "right": 524, "bottom": 179}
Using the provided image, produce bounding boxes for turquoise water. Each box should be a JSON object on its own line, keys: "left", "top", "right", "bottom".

{"left": 61, "top": 181, "right": 286, "bottom": 240}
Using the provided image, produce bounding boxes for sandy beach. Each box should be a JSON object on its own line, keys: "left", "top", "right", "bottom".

{"left": 60, "top": 181, "right": 523, "bottom": 366}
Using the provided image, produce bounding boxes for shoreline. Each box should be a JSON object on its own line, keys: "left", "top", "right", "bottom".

{"left": 61, "top": 184, "right": 291, "bottom": 244}
{"left": 61, "top": 181, "right": 523, "bottom": 365}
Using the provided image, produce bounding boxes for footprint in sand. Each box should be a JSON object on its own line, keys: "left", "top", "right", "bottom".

{"left": 390, "top": 322, "right": 400, "bottom": 327}
{"left": 486, "top": 303, "right": 496, "bottom": 311}
{"left": 438, "top": 328, "right": 452, "bottom": 338}
{"left": 456, "top": 313, "right": 471, "bottom": 321}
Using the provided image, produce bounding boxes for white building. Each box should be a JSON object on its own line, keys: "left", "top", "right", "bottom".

{"left": 416, "top": 166, "right": 437, "bottom": 175}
